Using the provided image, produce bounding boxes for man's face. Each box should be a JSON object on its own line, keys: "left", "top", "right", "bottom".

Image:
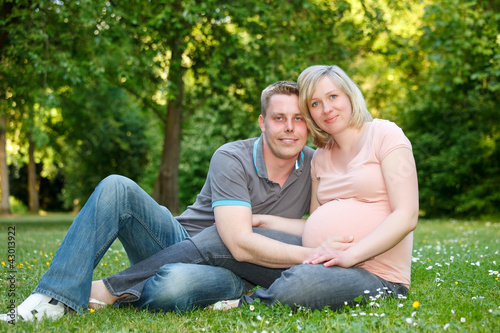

{"left": 259, "top": 94, "right": 308, "bottom": 161}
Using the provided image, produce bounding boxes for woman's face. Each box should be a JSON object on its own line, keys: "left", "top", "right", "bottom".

{"left": 308, "top": 76, "right": 352, "bottom": 136}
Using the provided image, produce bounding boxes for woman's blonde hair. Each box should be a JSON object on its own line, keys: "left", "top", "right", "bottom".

{"left": 298, "top": 65, "right": 372, "bottom": 148}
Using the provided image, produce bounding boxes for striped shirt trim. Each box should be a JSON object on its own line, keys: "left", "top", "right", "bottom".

{"left": 212, "top": 199, "right": 251, "bottom": 209}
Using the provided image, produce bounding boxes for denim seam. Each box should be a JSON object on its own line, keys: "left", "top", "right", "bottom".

{"left": 210, "top": 255, "right": 234, "bottom": 259}
{"left": 126, "top": 209, "right": 169, "bottom": 249}
{"left": 102, "top": 278, "right": 141, "bottom": 304}
{"left": 94, "top": 229, "right": 119, "bottom": 263}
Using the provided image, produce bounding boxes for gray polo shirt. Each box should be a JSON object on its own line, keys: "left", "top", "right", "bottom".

{"left": 177, "top": 134, "right": 314, "bottom": 236}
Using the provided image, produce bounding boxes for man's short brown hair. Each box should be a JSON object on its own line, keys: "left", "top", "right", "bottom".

{"left": 260, "top": 81, "right": 299, "bottom": 117}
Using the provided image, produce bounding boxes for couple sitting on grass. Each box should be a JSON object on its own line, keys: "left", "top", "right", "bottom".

{"left": 1, "top": 64, "right": 418, "bottom": 323}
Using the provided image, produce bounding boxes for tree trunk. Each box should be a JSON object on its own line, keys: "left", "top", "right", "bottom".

{"left": 0, "top": 2, "right": 13, "bottom": 215}
{"left": 153, "top": 40, "right": 185, "bottom": 214}
{"left": 28, "top": 131, "right": 39, "bottom": 214}
{"left": 0, "top": 116, "right": 10, "bottom": 215}
{"left": 153, "top": 103, "right": 182, "bottom": 214}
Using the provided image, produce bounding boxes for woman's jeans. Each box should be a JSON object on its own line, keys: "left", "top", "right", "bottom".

{"left": 33, "top": 175, "right": 244, "bottom": 313}
{"left": 240, "top": 265, "right": 408, "bottom": 311}
{"left": 103, "top": 226, "right": 408, "bottom": 312}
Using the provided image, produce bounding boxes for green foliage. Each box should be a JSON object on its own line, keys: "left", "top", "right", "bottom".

{"left": 2, "top": 0, "right": 499, "bottom": 217}
{"left": 179, "top": 92, "right": 261, "bottom": 208}
{"left": 176, "top": 0, "right": 393, "bottom": 208}
{"left": 55, "top": 86, "right": 152, "bottom": 209}
{"left": 8, "top": 196, "right": 28, "bottom": 214}
{"left": 398, "top": 0, "right": 500, "bottom": 217}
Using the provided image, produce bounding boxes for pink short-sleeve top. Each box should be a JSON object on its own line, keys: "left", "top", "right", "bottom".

{"left": 302, "top": 119, "right": 414, "bottom": 288}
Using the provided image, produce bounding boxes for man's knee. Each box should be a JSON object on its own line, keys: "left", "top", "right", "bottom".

{"left": 139, "top": 263, "right": 244, "bottom": 312}
{"left": 100, "top": 174, "right": 134, "bottom": 190}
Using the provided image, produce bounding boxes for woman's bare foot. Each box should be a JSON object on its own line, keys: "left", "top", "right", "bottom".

{"left": 89, "top": 280, "right": 130, "bottom": 309}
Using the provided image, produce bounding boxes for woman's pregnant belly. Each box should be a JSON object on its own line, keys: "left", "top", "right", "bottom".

{"left": 302, "top": 198, "right": 391, "bottom": 248}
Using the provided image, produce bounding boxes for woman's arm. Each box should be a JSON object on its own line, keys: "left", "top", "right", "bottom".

{"left": 304, "top": 147, "right": 419, "bottom": 267}
{"left": 309, "top": 180, "right": 320, "bottom": 214}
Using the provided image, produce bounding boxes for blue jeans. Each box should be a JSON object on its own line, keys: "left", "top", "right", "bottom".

{"left": 241, "top": 265, "right": 408, "bottom": 311}
{"left": 128, "top": 263, "right": 246, "bottom": 312}
{"left": 34, "top": 175, "right": 244, "bottom": 313}
{"left": 102, "top": 226, "right": 300, "bottom": 295}
{"left": 103, "top": 226, "right": 407, "bottom": 312}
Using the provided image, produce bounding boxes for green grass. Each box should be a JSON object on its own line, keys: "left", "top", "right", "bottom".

{"left": 0, "top": 216, "right": 499, "bottom": 332}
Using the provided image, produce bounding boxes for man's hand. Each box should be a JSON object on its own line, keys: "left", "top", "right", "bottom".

{"left": 303, "top": 236, "right": 355, "bottom": 267}
{"left": 303, "top": 248, "right": 356, "bottom": 268}
{"left": 251, "top": 214, "right": 264, "bottom": 227}
{"left": 250, "top": 214, "right": 305, "bottom": 236}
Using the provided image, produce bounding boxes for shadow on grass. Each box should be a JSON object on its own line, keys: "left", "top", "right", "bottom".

{"left": 0, "top": 213, "right": 76, "bottom": 225}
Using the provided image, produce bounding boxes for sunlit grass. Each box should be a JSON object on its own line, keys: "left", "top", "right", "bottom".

{"left": 0, "top": 216, "right": 499, "bottom": 332}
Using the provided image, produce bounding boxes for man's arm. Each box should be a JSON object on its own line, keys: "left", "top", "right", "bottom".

{"left": 251, "top": 181, "right": 320, "bottom": 235}
{"left": 251, "top": 215, "right": 306, "bottom": 236}
{"left": 215, "top": 205, "right": 354, "bottom": 268}
{"left": 214, "top": 205, "right": 312, "bottom": 268}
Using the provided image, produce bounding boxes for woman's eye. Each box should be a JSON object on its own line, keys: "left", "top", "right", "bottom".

{"left": 330, "top": 94, "right": 337, "bottom": 99}
{"left": 312, "top": 101, "right": 319, "bottom": 107}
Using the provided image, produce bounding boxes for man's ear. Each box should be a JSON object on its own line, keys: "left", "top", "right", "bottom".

{"left": 258, "top": 114, "right": 265, "bottom": 132}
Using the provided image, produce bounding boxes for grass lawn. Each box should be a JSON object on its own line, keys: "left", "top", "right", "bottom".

{"left": 0, "top": 215, "right": 499, "bottom": 332}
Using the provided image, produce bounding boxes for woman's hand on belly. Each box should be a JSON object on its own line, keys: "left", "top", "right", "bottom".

{"left": 318, "top": 235, "right": 354, "bottom": 251}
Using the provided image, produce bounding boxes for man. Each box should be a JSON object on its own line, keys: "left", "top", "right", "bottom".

{"left": 2, "top": 81, "right": 314, "bottom": 321}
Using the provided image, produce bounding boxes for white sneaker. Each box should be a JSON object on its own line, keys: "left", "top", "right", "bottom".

{"left": 0, "top": 293, "right": 66, "bottom": 322}
{"left": 208, "top": 299, "right": 240, "bottom": 310}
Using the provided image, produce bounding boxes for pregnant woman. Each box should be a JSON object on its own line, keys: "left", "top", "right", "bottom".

{"left": 231, "top": 64, "right": 419, "bottom": 310}
{"left": 92, "top": 64, "right": 418, "bottom": 312}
